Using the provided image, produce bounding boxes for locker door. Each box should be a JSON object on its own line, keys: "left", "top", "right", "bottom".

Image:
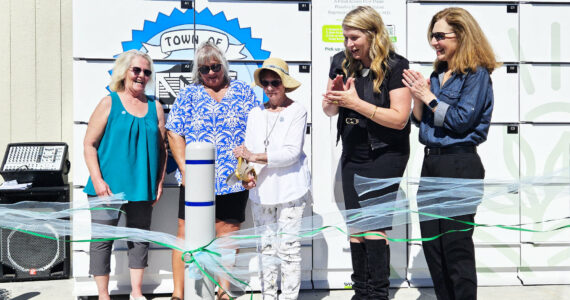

{"left": 195, "top": 0, "right": 311, "bottom": 61}
{"left": 519, "top": 124, "right": 570, "bottom": 284}
{"left": 73, "top": 0, "right": 190, "bottom": 60}
{"left": 519, "top": 64, "right": 570, "bottom": 123}
{"left": 408, "top": 63, "right": 518, "bottom": 123}
{"left": 520, "top": 4, "right": 570, "bottom": 63}
{"left": 476, "top": 124, "right": 521, "bottom": 285}
{"left": 407, "top": 3, "right": 518, "bottom": 63}
{"left": 491, "top": 65, "right": 519, "bottom": 123}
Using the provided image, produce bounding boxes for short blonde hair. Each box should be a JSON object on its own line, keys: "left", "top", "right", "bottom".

{"left": 342, "top": 6, "right": 394, "bottom": 93}
{"left": 191, "top": 41, "right": 230, "bottom": 85}
{"left": 109, "top": 50, "right": 154, "bottom": 92}
{"left": 429, "top": 7, "right": 501, "bottom": 74}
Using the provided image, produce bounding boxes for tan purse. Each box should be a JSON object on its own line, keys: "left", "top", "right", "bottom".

{"left": 226, "top": 157, "right": 257, "bottom": 185}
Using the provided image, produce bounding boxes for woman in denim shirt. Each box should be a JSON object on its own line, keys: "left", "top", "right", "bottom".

{"left": 402, "top": 7, "right": 500, "bottom": 300}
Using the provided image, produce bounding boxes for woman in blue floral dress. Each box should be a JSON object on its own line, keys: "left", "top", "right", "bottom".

{"left": 165, "top": 41, "right": 259, "bottom": 300}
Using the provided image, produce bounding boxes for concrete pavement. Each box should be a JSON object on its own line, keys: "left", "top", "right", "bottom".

{"left": 1, "top": 279, "right": 570, "bottom": 300}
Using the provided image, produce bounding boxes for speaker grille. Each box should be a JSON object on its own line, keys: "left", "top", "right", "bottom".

{"left": 2, "top": 224, "right": 63, "bottom": 273}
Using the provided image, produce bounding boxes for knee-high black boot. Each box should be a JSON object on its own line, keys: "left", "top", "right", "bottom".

{"left": 350, "top": 242, "right": 368, "bottom": 300}
{"left": 365, "top": 239, "right": 390, "bottom": 300}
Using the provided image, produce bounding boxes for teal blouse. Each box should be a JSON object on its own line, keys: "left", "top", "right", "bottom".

{"left": 84, "top": 92, "right": 160, "bottom": 201}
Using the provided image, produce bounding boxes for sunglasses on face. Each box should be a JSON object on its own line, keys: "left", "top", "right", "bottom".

{"left": 131, "top": 67, "right": 152, "bottom": 77}
{"left": 431, "top": 32, "right": 455, "bottom": 41}
{"left": 260, "top": 79, "right": 282, "bottom": 88}
{"left": 198, "top": 63, "right": 222, "bottom": 75}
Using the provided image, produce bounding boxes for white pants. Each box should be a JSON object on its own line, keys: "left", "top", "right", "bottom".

{"left": 251, "top": 194, "right": 308, "bottom": 300}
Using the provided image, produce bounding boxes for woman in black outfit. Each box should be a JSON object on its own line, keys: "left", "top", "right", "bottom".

{"left": 323, "top": 6, "right": 411, "bottom": 300}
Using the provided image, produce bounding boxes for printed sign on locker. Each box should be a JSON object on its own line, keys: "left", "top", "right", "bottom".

{"left": 407, "top": 3, "right": 518, "bottom": 63}
{"left": 195, "top": 0, "right": 310, "bottom": 61}
{"left": 74, "top": 0, "right": 272, "bottom": 62}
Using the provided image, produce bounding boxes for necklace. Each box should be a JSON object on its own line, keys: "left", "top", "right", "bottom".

{"left": 264, "top": 109, "right": 281, "bottom": 153}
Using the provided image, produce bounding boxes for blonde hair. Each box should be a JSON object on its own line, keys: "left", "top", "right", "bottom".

{"left": 342, "top": 6, "right": 394, "bottom": 93}
{"left": 429, "top": 7, "right": 501, "bottom": 74}
{"left": 191, "top": 41, "right": 230, "bottom": 85}
{"left": 109, "top": 50, "right": 154, "bottom": 92}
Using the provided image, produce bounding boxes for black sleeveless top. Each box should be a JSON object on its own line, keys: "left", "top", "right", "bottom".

{"left": 328, "top": 51, "right": 410, "bottom": 156}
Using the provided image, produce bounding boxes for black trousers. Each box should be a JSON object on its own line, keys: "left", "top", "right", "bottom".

{"left": 419, "top": 152, "right": 484, "bottom": 300}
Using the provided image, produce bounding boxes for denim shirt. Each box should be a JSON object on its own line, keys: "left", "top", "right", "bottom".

{"left": 416, "top": 66, "right": 493, "bottom": 147}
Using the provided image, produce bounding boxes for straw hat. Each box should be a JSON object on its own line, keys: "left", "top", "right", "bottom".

{"left": 253, "top": 57, "right": 301, "bottom": 93}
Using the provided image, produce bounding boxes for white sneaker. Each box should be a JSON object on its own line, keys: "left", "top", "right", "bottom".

{"left": 129, "top": 294, "right": 147, "bottom": 300}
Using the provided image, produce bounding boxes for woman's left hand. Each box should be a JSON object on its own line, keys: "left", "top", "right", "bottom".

{"left": 402, "top": 69, "right": 435, "bottom": 105}
{"left": 324, "top": 77, "right": 360, "bottom": 110}
{"left": 152, "top": 180, "right": 164, "bottom": 207}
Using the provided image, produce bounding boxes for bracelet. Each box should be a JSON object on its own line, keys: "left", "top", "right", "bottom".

{"left": 369, "top": 106, "right": 378, "bottom": 119}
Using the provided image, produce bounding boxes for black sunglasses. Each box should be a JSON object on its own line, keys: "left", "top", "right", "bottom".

{"left": 431, "top": 32, "right": 455, "bottom": 41}
{"left": 131, "top": 66, "right": 152, "bottom": 77}
{"left": 260, "top": 79, "right": 282, "bottom": 88}
{"left": 198, "top": 63, "right": 222, "bottom": 75}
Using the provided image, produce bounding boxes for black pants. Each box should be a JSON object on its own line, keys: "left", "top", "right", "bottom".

{"left": 419, "top": 152, "right": 484, "bottom": 300}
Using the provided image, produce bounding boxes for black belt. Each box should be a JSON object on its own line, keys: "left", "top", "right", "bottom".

{"left": 345, "top": 117, "right": 360, "bottom": 125}
{"left": 424, "top": 145, "right": 476, "bottom": 156}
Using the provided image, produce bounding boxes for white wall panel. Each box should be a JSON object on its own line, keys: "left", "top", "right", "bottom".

{"left": 73, "top": 124, "right": 89, "bottom": 186}
{"left": 408, "top": 3, "right": 518, "bottom": 63}
{"left": 520, "top": 4, "right": 570, "bottom": 63}
{"left": 195, "top": 0, "right": 311, "bottom": 61}
{"left": 519, "top": 64, "right": 570, "bottom": 123}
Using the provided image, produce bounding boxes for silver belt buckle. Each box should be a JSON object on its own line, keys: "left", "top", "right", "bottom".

{"left": 345, "top": 118, "right": 359, "bottom": 125}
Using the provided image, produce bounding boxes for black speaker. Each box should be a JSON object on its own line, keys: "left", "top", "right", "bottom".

{"left": 0, "top": 186, "right": 70, "bottom": 281}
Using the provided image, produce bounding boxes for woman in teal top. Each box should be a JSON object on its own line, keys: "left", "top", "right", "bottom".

{"left": 83, "top": 50, "right": 167, "bottom": 300}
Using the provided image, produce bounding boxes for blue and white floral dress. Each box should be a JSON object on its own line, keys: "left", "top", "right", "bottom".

{"left": 165, "top": 80, "right": 259, "bottom": 195}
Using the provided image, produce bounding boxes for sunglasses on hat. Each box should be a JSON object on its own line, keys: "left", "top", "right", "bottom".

{"left": 198, "top": 63, "right": 222, "bottom": 75}
{"left": 260, "top": 79, "right": 282, "bottom": 88}
{"left": 131, "top": 67, "right": 152, "bottom": 77}
{"left": 431, "top": 32, "right": 455, "bottom": 41}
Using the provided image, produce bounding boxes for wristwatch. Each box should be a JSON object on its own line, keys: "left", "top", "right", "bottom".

{"left": 428, "top": 98, "right": 439, "bottom": 110}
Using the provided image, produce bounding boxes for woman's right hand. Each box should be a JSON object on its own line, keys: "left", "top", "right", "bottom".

{"left": 93, "top": 178, "right": 112, "bottom": 197}
{"left": 402, "top": 69, "right": 434, "bottom": 104}
{"left": 241, "top": 172, "right": 257, "bottom": 190}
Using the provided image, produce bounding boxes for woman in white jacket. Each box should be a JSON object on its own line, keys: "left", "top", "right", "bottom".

{"left": 233, "top": 57, "right": 310, "bottom": 300}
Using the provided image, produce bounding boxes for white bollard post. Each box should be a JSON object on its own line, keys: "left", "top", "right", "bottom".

{"left": 185, "top": 142, "right": 216, "bottom": 300}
